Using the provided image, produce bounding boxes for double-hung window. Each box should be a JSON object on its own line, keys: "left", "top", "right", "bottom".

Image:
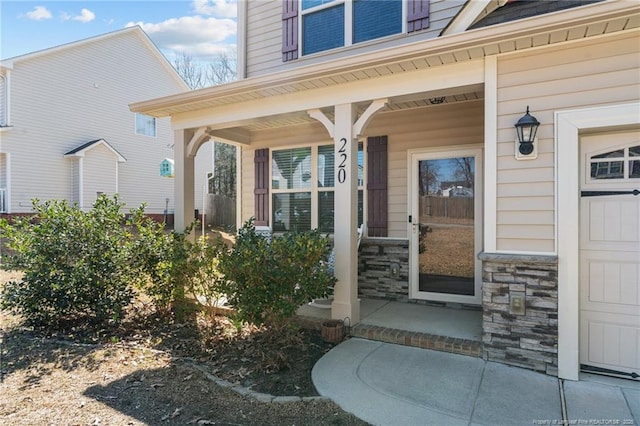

{"left": 301, "top": 0, "right": 403, "bottom": 56}
{"left": 135, "top": 113, "right": 156, "bottom": 137}
{"left": 271, "top": 144, "right": 364, "bottom": 233}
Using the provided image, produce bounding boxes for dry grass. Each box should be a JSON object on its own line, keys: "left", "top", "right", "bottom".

{"left": 419, "top": 225, "right": 475, "bottom": 278}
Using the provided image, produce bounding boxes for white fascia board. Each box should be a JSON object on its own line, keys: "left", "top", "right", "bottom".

{"left": 442, "top": 0, "right": 493, "bottom": 36}
{"left": 171, "top": 60, "right": 485, "bottom": 131}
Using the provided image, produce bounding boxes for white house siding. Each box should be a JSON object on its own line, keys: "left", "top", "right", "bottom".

{"left": 245, "top": 0, "right": 465, "bottom": 78}
{"left": 495, "top": 31, "right": 640, "bottom": 253}
{"left": 239, "top": 99, "right": 483, "bottom": 236}
{"left": 82, "top": 144, "right": 118, "bottom": 209}
{"left": 194, "top": 141, "right": 213, "bottom": 218}
{"left": 0, "top": 74, "right": 6, "bottom": 126}
{"left": 1, "top": 29, "right": 185, "bottom": 214}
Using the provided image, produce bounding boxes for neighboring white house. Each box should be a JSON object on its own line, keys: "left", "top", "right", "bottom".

{"left": 132, "top": 0, "right": 639, "bottom": 381}
{"left": 0, "top": 26, "right": 216, "bottom": 222}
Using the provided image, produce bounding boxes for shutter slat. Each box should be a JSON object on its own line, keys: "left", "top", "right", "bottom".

{"left": 254, "top": 148, "right": 269, "bottom": 226}
{"left": 407, "top": 0, "right": 430, "bottom": 33}
{"left": 282, "top": 0, "right": 298, "bottom": 62}
{"left": 367, "top": 136, "right": 388, "bottom": 237}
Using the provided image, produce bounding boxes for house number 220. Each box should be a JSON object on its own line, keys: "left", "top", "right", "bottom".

{"left": 338, "top": 138, "right": 347, "bottom": 184}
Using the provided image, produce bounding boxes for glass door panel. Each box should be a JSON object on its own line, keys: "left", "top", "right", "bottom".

{"left": 410, "top": 150, "right": 481, "bottom": 304}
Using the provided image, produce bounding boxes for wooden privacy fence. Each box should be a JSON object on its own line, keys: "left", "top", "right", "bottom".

{"left": 420, "top": 196, "right": 473, "bottom": 220}
{"left": 206, "top": 194, "right": 236, "bottom": 227}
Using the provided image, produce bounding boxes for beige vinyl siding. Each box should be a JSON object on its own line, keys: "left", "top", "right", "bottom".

{"left": 495, "top": 31, "right": 640, "bottom": 253}
{"left": 1, "top": 30, "right": 185, "bottom": 214}
{"left": 246, "top": 0, "right": 465, "bottom": 78}
{"left": 240, "top": 100, "right": 483, "bottom": 236}
{"left": 82, "top": 144, "right": 118, "bottom": 208}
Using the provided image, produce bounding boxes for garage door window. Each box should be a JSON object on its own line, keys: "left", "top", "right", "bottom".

{"left": 589, "top": 145, "right": 640, "bottom": 180}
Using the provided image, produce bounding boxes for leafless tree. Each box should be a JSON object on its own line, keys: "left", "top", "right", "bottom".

{"left": 172, "top": 48, "right": 237, "bottom": 90}
{"left": 451, "top": 157, "right": 474, "bottom": 188}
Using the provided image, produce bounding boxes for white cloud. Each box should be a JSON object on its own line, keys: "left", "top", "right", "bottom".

{"left": 192, "top": 0, "right": 237, "bottom": 18}
{"left": 61, "top": 8, "right": 96, "bottom": 23}
{"left": 127, "top": 15, "right": 236, "bottom": 60}
{"left": 73, "top": 9, "right": 96, "bottom": 23}
{"left": 25, "top": 6, "right": 52, "bottom": 21}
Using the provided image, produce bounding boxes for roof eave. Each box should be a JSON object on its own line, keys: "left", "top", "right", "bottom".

{"left": 130, "top": 0, "right": 638, "bottom": 117}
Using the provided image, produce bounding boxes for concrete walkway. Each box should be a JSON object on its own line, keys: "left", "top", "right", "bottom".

{"left": 312, "top": 338, "right": 640, "bottom": 426}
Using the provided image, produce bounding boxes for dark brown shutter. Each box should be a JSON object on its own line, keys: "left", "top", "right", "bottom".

{"left": 407, "top": 0, "right": 430, "bottom": 33}
{"left": 254, "top": 148, "right": 269, "bottom": 226}
{"left": 282, "top": 0, "right": 298, "bottom": 62}
{"left": 367, "top": 136, "right": 388, "bottom": 237}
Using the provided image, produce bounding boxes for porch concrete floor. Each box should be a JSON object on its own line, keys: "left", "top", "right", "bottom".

{"left": 297, "top": 299, "right": 483, "bottom": 357}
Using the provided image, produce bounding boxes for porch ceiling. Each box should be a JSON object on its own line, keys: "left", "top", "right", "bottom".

{"left": 130, "top": 0, "right": 638, "bottom": 133}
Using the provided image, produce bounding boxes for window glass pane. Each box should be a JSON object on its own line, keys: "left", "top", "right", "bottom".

{"left": 353, "top": 0, "right": 402, "bottom": 44}
{"left": 590, "top": 161, "right": 624, "bottom": 179}
{"left": 302, "top": 0, "right": 336, "bottom": 10}
{"left": 272, "top": 148, "right": 312, "bottom": 189}
{"left": 317, "top": 190, "right": 363, "bottom": 233}
{"left": 358, "top": 142, "right": 364, "bottom": 186}
{"left": 318, "top": 191, "right": 334, "bottom": 232}
{"left": 273, "top": 193, "right": 311, "bottom": 232}
{"left": 358, "top": 189, "right": 363, "bottom": 227}
{"left": 135, "top": 113, "right": 156, "bottom": 137}
{"left": 629, "top": 145, "right": 640, "bottom": 157}
{"left": 592, "top": 149, "right": 624, "bottom": 159}
{"left": 630, "top": 160, "right": 640, "bottom": 178}
{"left": 318, "top": 145, "right": 335, "bottom": 188}
{"left": 303, "top": 4, "right": 344, "bottom": 55}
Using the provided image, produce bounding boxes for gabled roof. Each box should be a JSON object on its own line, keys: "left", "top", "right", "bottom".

{"left": 64, "top": 139, "right": 126, "bottom": 162}
{"left": 442, "top": 0, "right": 605, "bottom": 36}
{"left": 469, "top": 0, "right": 605, "bottom": 30}
{"left": 0, "top": 26, "right": 188, "bottom": 91}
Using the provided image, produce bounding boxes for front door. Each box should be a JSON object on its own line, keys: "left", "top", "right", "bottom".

{"left": 579, "top": 130, "right": 640, "bottom": 379}
{"left": 409, "top": 147, "right": 482, "bottom": 304}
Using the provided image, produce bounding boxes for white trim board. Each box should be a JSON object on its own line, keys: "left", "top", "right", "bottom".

{"left": 555, "top": 102, "right": 640, "bottom": 381}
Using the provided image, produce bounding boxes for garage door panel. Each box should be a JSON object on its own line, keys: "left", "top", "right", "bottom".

{"left": 580, "top": 252, "right": 640, "bottom": 314}
{"left": 580, "top": 311, "right": 640, "bottom": 372}
{"left": 581, "top": 198, "right": 640, "bottom": 249}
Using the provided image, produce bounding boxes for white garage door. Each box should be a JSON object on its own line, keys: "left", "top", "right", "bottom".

{"left": 579, "top": 130, "right": 640, "bottom": 380}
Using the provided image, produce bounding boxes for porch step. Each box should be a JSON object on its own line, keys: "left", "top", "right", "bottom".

{"left": 349, "top": 324, "right": 482, "bottom": 358}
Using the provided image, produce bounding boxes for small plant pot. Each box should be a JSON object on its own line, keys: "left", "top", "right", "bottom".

{"left": 321, "top": 319, "right": 344, "bottom": 344}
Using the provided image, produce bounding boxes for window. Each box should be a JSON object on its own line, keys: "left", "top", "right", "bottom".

{"left": 301, "top": 0, "right": 402, "bottom": 56}
{"left": 589, "top": 145, "right": 640, "bottom": 180}
{"left": 135, "top": 113, "right": 156, "bottom": 137}
{"left": 272, "top": 144, "right": 364, "bottom": 233}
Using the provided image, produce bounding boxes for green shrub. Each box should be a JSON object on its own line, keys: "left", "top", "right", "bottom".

{"left": 0, "top": 196, "right": 144, "bottom": 328}
{"left": 219, "top": 219, "right": 336, "bottom": 328}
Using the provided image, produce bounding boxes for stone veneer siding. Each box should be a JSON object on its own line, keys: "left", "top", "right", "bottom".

{"left": 479, "top": 252, "right": 559, "bottom": 375}
{"left": 358, "top": 238, "right": 409, "bottom": 301}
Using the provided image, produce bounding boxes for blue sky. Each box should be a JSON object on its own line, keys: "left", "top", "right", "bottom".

{"left": 0, "top": 1, "right": 237, "bottom": 64}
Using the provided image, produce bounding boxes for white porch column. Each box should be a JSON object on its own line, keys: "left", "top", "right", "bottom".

{"left": 174, "top": 129, "right": 195, "bottom": 236}
{"left": 332, "top": 103, "right": 360, "bottom": 325}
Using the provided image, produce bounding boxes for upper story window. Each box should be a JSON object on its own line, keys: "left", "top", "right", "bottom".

{"left": 301, "top": 0, "right": 402, "bottom": 56}
{"left": 135, "top": 113, "right": 156, "bottom": 137}
{"left": 283, "top": 0, "right": 430, "bottom": 61}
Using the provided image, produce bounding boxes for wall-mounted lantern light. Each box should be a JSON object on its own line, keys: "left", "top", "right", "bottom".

{"left": 514, "top": 106, "right": 540, "bottom": 160}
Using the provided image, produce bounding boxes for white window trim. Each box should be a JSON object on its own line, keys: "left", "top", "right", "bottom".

{"left": 270, "top": 141, "right": 365, "bottom": 232}
{"left": 299, "top": 0, "right": 405, "bottom": 57}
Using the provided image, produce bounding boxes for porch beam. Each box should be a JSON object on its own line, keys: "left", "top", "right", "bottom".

{"left": 332, "top": 103, "right": 360, "bottom": 325}
{"left": 353, "top": 98, "right": 387, "bottom": 138}
{"left": 171, "top": 61, "right": 484, "bottom": 131}
{"left": 174, "top": 129, "right": 195, "bottom": 239}
{"left": 207, "top": 128, "right": 251, "bottom": 146}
